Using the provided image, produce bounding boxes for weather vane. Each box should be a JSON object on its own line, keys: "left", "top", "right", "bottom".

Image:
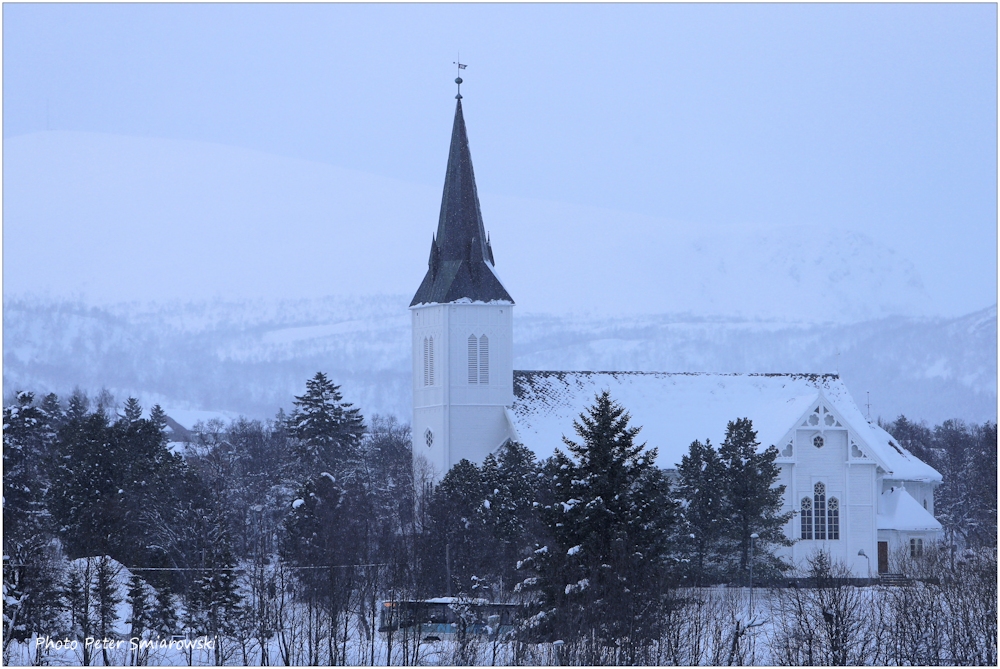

{"left": 453, "top": 56, "right": 467, "bottom": 99}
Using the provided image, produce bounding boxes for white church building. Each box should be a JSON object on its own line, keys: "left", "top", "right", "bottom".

{"left": 411, "top": 95, "right": 943, "bottom": 578}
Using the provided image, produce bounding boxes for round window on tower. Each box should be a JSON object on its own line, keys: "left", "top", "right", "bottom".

{"left": 425, "top": 428, "right": 434, "bottom": 449}
{"left": 813, "top": 435, "right": 825, "bottom": 449}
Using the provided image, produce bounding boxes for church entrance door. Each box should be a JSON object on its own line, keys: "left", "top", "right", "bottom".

{"left": 877, "top": 541, "right": 889, "bottom": 573}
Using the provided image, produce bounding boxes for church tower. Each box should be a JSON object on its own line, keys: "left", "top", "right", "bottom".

{"left": 411, "top": 94, "right": 515, "bottom": 480}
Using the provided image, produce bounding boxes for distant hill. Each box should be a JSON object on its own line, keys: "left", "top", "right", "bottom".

{"left": 4, "top": 296, "right": 994, "bottom": 428}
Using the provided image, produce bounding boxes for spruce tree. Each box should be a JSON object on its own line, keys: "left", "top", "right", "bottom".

{"left": 423, "top": 459, "right": 489, "bottom": 596}
{"left": 481, "top": 441, "right": 543, "bottom": 592}
{"left": 521, "top": 392, "right": 676, "bottom": 656}
{"left": 123, "top": 397, "right": 143, "bottom": 423}
{"left": 93, "top": 556, "right": 123, "bottom": 666}
{"left": 49, "top": 398, "right": 187, "bottom": 567}
{"left": 676, "top": 438, "right": 725, "bottom": 584}
{"left": 151, "top": 587, "right": 179, "bottom": 639}
{"left": 2, "top": 391, "right": 62, "bottom": 643}
{"left": 126, "top": 574, "right": 153, "bottom": 653}
{"left": 286, "top": 372, "right": 365, "bottom": 478}
{"left": 65, "top": 558, "right": 96, "bottom": 665}
{"left": 190, "top": 531, "right": 241, "bottom": 665}
{"left": 717, "top": 418, "right": 793, "bottom": 579}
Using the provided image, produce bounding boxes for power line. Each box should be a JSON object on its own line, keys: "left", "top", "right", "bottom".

{"left": 7, "top": 563, "right": 399, "bottom": 572}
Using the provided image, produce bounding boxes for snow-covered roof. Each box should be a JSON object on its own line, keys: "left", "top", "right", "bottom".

{"left": 877, "top": 486, "right": 943, "bottom": 532}
{"left": 865, "top": 423, "right": 943, "bottom": 483}
{"left": 512, "top": 371, "right": 833, "bottom": 468}
{"left": 510, "top": 371, "right": 941, "bottom": 483}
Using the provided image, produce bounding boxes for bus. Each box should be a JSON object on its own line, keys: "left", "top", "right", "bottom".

{"left": 378, "top": 598, "right": 520, "bottom": 642}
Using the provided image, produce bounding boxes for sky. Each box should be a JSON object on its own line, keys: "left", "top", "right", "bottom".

{"left": 3, "top": 3, "right": 997, "bottom": 318}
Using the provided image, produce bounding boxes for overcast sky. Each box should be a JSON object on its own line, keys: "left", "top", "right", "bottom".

{"left": 4, "top": 3, "right": 996, "bottom": 317}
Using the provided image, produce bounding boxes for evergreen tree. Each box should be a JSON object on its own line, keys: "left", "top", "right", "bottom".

{"left": 185, "top": 512, "right": 242, "bottom": 666}
{"left": 282, "top": 470, "right": 363, "bottom": 646}
{"left": 422, "top": 459, "right": 489, "bottom": 596}
{"left": 123, "top": 396, "right": 143, "bottom": 423}
{"left": 966, "top": 421, "right": 997, "bottom": 547}
{"left": 717, "top": 418, "right": 793, "bottom": 579}
{"left": 126, "top": 573, "right": 154, "bottom": 665}
{"left": 2, "top": 391, "right": 62, "bottom": 643}
{"left": 481, "top": 441, "right": 543, "bottom": 592}
{"left": 676, "top": 438, "right": 726, "bottom": 584}
{"left": 884, "top": 416, "right": 998, "bottom": 548}
{"left": 882, "top": 415, "right": 935, "bottom": 464}
{"left": 50, "top": 408, "right": 124, "bottom": 558}
{"left": 49, "top": 398, "right": 188, "bottom": 567}
{"left": 66, "top": 388, "right": 90, "bottom": 422}
{"left": 150, "top": 587, "right": 179, "bottom": 639}
{"left": 521, "top": 392, "right": 676, "bottom": 657}
{"left": 149, "top": 404, "right": 168, "bottom": 431}
{"left": 286, "top": 372, "right": 365, "bottom": 478}
{"left": 64, "top": 559, "right": 96, "bottom": 666}
{"left": 92, "top": 556, "right": 123, "bottom": 666}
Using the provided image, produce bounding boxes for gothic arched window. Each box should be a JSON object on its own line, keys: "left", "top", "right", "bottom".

{"left": 479, "top": 335, "right": 489, "bottom": 384}
{"left": 801, "top": 497, "right": 813, "bottom": 540}
{"left": 814, "top": 482, "right": 827, "bottom": 540}
{"left": 828, "top": 497, "right": 840, "bottom": 540}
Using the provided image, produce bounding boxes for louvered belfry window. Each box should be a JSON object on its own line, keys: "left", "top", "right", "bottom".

{"left": 423, "top": 337, "right": 429, "bottom": 386}
{"left": 467, "top": 334, "right": 490, "bottom": 384}
{"left": 427, "top": 336, "right": 434, "bottom": 386}
{"left": 468, "top": 335, "right": 478, "bottom": 383}
{"left": 479, "top": 335, "right": 489, "bottom": 384}
{"left": 423, "top": 336, "right": 435, "bottom": 386}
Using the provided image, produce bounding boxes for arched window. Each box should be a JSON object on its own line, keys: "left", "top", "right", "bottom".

{"left": 828, "top": 497, "right": 840, "bottom": 540}
{"left": 801, "top": 497, "right": 813, "bottom": 540}
{"left": 468, "top": 335, "right": 478, "bottom": 384}
{"left": 814, "top": 483, "right": 827, "bottom": 541}
{"left": 479, "top": 335, "right": 489, "bottom": 384}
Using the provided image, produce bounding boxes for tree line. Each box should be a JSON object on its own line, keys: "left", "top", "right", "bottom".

{"left": 3, "top": 374, "right": 996, "bottom": 665}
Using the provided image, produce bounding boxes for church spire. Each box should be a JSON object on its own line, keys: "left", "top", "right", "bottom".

{"left": 411, "top": 96, "right": 513, "bottom": 307}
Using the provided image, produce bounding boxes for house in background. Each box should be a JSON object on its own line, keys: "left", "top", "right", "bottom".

{"left": 410, "top": 95, "right": 942, "bottom": 578}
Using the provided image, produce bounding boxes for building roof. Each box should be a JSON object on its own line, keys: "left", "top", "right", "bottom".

{"left": 510, "top": 371, "right": 942, "bottom": 483}
{"left": 865, "top": 423, "right": 943, "bottom": 483}
{"left": 877, "top": 485, "right": 943, "bottom": 532}
{"left": 411, "top": 99, "right": 513, "bottom": 307}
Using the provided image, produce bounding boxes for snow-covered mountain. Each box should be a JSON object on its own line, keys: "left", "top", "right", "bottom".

{"left": 4, "top": 296, "right": 994, "bottom": 428}
{"left": 4, "top": 131, "right": 938, "bottom": 322}
{"left": 5, "top": 132, "right": 991, "bottom": 428}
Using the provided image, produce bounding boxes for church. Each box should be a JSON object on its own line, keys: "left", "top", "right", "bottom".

{"left": 410, "top": 92, "right": 943, "bottom": 578}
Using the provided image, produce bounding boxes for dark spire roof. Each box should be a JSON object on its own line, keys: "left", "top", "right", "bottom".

{"left": 411, "top": 99, "right": 514, "bottom": 307}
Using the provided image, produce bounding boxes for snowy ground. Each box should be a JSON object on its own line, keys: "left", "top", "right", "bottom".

{"left": 8, "top": 582, "right": 981, "bottom": 666}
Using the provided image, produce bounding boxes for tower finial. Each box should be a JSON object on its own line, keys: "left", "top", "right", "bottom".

{"left": 453, "top": 57, "right": 467, "bottom": 99}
